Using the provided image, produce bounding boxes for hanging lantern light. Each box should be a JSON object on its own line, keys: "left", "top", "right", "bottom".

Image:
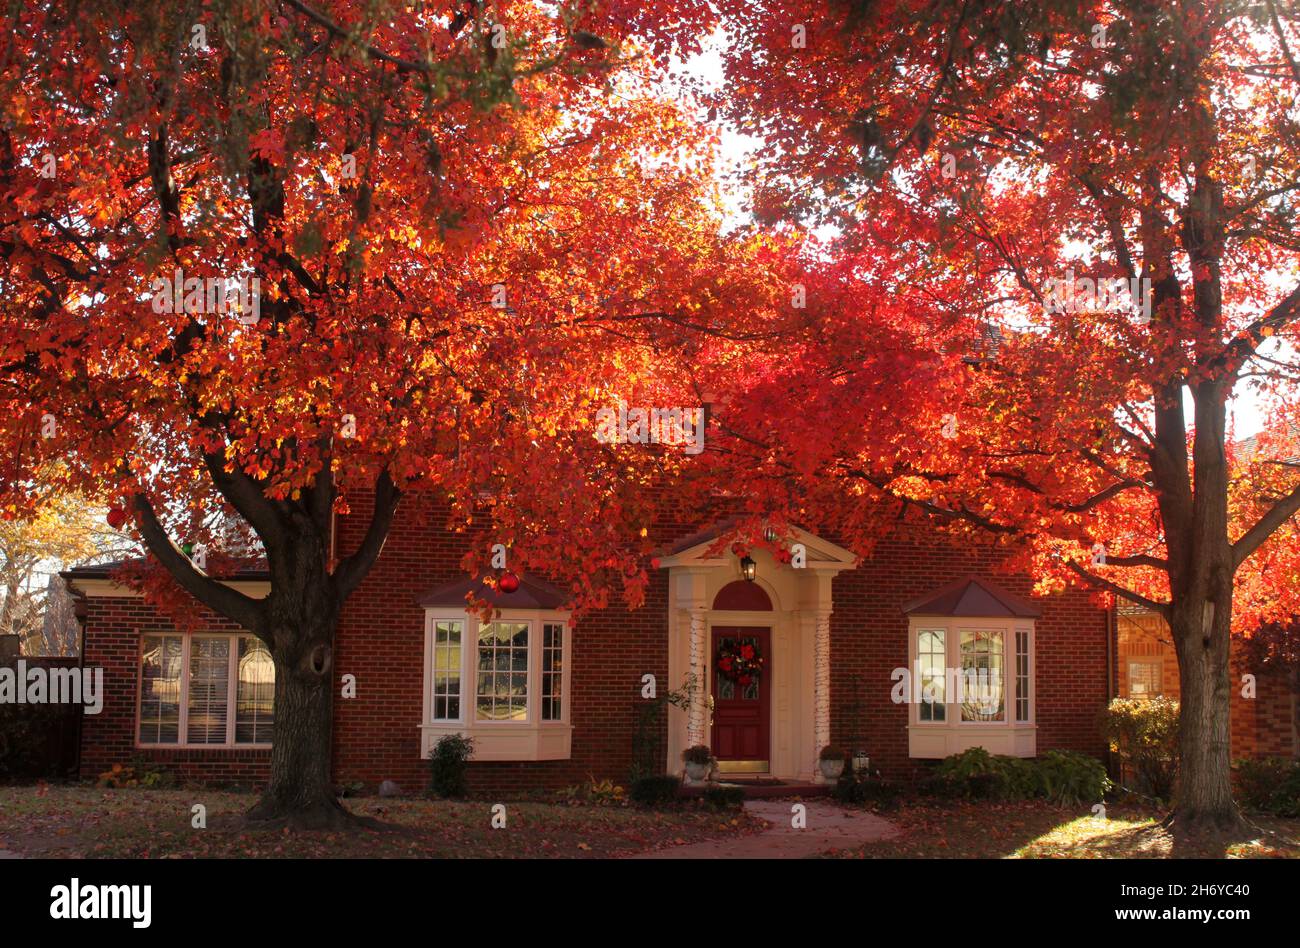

{"left": 740, "top": 555, "right": 757, "bottom": 582}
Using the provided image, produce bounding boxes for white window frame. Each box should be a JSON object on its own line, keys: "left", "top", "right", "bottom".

{"left": 906, "top": 616, "right": 1036, "bottom": 758}
{"left": 136, "top": 632, "right": 274, "bottom": 750}
{"left": 1127, "top": 659, "right": 1162, "bottom": 698}
{"left": 419, "top": 609, "right": 573, "bottom": 761}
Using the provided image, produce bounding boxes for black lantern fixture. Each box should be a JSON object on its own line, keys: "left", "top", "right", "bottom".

{"left": 740, "top": 555, "right": 757, "bottom": 582}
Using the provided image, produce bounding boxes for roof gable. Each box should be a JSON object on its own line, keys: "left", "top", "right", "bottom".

{"left": 657, "top": 519, "right": 857, "bottom": 569}
{"left": 416, "top": 573, "right": 569, "bottom": 610}
{"left": 902, "top": 576, "right": 1041, "bottom": 618}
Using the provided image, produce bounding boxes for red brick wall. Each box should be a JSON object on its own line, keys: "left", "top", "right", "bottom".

{"left": 1232, "top": 661, "right": 1296, "bottom": 760}
{"left": 827, "top": 529, "right": 1112, "bottom": 780}
{"left": 328, "top": 493, "right": 679, "bottom": 795}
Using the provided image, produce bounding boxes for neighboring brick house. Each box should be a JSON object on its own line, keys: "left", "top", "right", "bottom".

{"left": 1117, "top": 605, "right": 1297, "bottom": 759}
{"left": 64, "top": 499, "right": 1163, "bottom": 794}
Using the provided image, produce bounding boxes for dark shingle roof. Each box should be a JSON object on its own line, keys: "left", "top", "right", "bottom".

{"left": 61, "top": 558, "right": 270, "bottom": 581}
{"left": 902, "top": 575, "right": 1041, "bottom": 618}
{"left": 416, "top": 573, "right": 569, "bottom": 610}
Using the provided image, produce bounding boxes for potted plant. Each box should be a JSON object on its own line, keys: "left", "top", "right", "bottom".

{"left": 819, "top": 745, "right": 845, "bottom": 780}
{"left": 682, "top": 744, "right": 714, "bottom": 782}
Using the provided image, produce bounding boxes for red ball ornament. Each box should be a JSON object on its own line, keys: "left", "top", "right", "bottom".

{"left": 498, "top": 571, "right": 520, "bottom": 593}
{"left": 106, "top": 507, "right": 128, "bottom": 530}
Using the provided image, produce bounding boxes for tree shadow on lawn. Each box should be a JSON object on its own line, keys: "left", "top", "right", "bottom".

{"left": 838, "top": 799, "right": 1300, "bottom": 859}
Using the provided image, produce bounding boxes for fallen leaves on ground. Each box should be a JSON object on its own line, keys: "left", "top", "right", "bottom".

{"left": 831, "top": 800, "right": 1299, "bottom": 859}
{"left": 0, "top": 785, "right": 765, "bottom": 859}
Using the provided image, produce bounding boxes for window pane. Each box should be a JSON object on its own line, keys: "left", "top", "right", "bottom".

{"left": 1015, "top": 629, "right": 1030, "bottom": 722}
{"left": 476, "top": 622, "right": 529, "bottom": 721}
{"left": 139, "top": 635, "right": 183, "bottom": 744}
{"left": 187, "top": 637, "right": 231, "bottom": 743}
{"left": 236, "top": 637, "right": 275, "bottom": 744}
{"left": 432, "top": 620, "right": 463, "bottom": 721}
{"left": 1129, "top": 661, "right": 1160, "bottom": 698}
{"left": 918, "top": 629, "right": 945, "bottom": 722}
{"left": 541, "top": 623, "right": 563, "bottom": 721}
{"left": 959, "top": 629, "right": 1005, "bottom": 722}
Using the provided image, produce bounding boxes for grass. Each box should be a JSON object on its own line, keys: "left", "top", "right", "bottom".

{"left": 834, "top": 799, "right": 1300, "bottom": 859}
{"left": 0, "top": 783, "right": 762, "bottom": 858}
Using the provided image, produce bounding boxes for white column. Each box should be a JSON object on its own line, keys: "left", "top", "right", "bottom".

{"left": 813, "top": 611, "right": 832, "bottom": 781}
{"left": 686, "top": 607, "right": 708, "bottom": 749}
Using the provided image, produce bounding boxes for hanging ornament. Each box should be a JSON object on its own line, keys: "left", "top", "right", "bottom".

{"left": 106, "top": 507, "right": 128, "bottom": 530}
{"left": 498, "top": 571, "right": 520, "bottom": 593}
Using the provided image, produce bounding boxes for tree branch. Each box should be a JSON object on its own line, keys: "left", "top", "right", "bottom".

{"left": 1233, "top": 478, "right": 1300, "bottom": 569}
{"left": 130, "top": 492, "right": 266, "bottom": 633}
{"left": 1066, "top": 560, "right": 1169, "bottom": 616}
{"left": 332, "top": 470, "right": 400, "bottom": 599}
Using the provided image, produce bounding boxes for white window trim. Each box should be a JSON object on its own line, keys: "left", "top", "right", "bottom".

{"left": 906, "top": 616, "right": 1037, "bottom": 758}
{"left": 136, "top": 632, "right": 273, "bottom": 750}
{"left": 419, "top": 608, "right": 573, "bottom": 762}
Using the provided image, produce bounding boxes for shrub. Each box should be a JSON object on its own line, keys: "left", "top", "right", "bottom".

{"left": 585, "top": 777, "right": 625, "bottom": 805}
{"left": 97, "top": 757, "right": 175, "bottom": 790}
{"left": 818, "top": 745, "right": 844, "bottom": 762}
{"left": 682, "top": 744, "right": 713, "bottom": 766}
{"left": 1234, "top": 757, "right": 1300, "bottom": 817}
{"left": 1036, "top": 750, "right": 1112, "bottom": 806}
{"left": 702, "top": 785, "right": 745, "bottom": 811}
{"left": 935, "top": 747, "right": 1037, "bottom": 800}
{"left": 428, "top": 734, "right": 474, "bottom": 798}
{"left": 934, "top": 747, "right": 1110, "bottom": 804}
{"left": 832, "top": 771, "right": 901, "bottom": 809}
{"left": 1101, "top": 697, "right": 1179, "bottom": 801}
{"left": 630, "top": 774, "right": 680, "bottom": 807}
{"left": 916, "top": 772, "right": 964, "bottom": 800}
{"left": 0, "top": 702, "right": 70, "bottom": 779}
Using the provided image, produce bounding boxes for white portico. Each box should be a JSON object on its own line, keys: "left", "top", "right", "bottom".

{"left": 657, "top": 523, "right": 857, "bottom": 781}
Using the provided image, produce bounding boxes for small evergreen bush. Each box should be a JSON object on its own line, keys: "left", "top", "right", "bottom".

{"left": 428, "top": 734, "right": 474, "bottom": 798}
{"left": 630, "top": 774, "right": 681, "bottom": 807}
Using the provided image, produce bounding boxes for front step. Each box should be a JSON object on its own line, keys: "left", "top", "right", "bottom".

{"left": 680, "top": 779, "right": 830, "bottom": 799}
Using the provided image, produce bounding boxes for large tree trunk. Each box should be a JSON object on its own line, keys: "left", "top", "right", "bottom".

{"left": 245, "top": 561, "right": 350, "bottom": 829}
{"left": 1167, "top": 573, "right": 1244, "bottom": 834}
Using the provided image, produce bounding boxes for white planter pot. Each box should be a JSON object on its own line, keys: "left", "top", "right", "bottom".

{"left": 819, "top": 758, "right": 845, "bottom": 780}
{"left": 684, "top": 761, "right": 711, "bottom": 782}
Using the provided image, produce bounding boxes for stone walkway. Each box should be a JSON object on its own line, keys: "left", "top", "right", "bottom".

{"left": 632, "top": 799, "right": 898, "bottom": 859}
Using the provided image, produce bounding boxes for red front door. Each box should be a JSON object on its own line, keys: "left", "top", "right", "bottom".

{"left": 710, "top": 626, "right": 771, "bottom": 768}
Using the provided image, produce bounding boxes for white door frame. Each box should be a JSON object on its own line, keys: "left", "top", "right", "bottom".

{"left": 659, "top": 528, "right": 856, "bottom": 781}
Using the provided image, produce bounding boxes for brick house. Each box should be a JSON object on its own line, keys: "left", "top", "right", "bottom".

{"left": 1118, "top": 606, "right": 1296, "bottom": 760}
{"left": 61, "top": 495, "right": 1286, "bottom": 794}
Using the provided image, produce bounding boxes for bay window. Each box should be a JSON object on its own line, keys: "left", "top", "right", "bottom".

{"left": 907, "top": 616, "right": 1035, "bottom": 758}
{"left": 420, "top": 609, "right": 572, "bottom": 761}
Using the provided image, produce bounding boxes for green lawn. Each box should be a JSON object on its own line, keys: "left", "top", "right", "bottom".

{"left": 0, "top": 784, "right": 762, "bottom": 858}
{"left": 836, "top": 799, "right": 1300, "bottom": 859}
